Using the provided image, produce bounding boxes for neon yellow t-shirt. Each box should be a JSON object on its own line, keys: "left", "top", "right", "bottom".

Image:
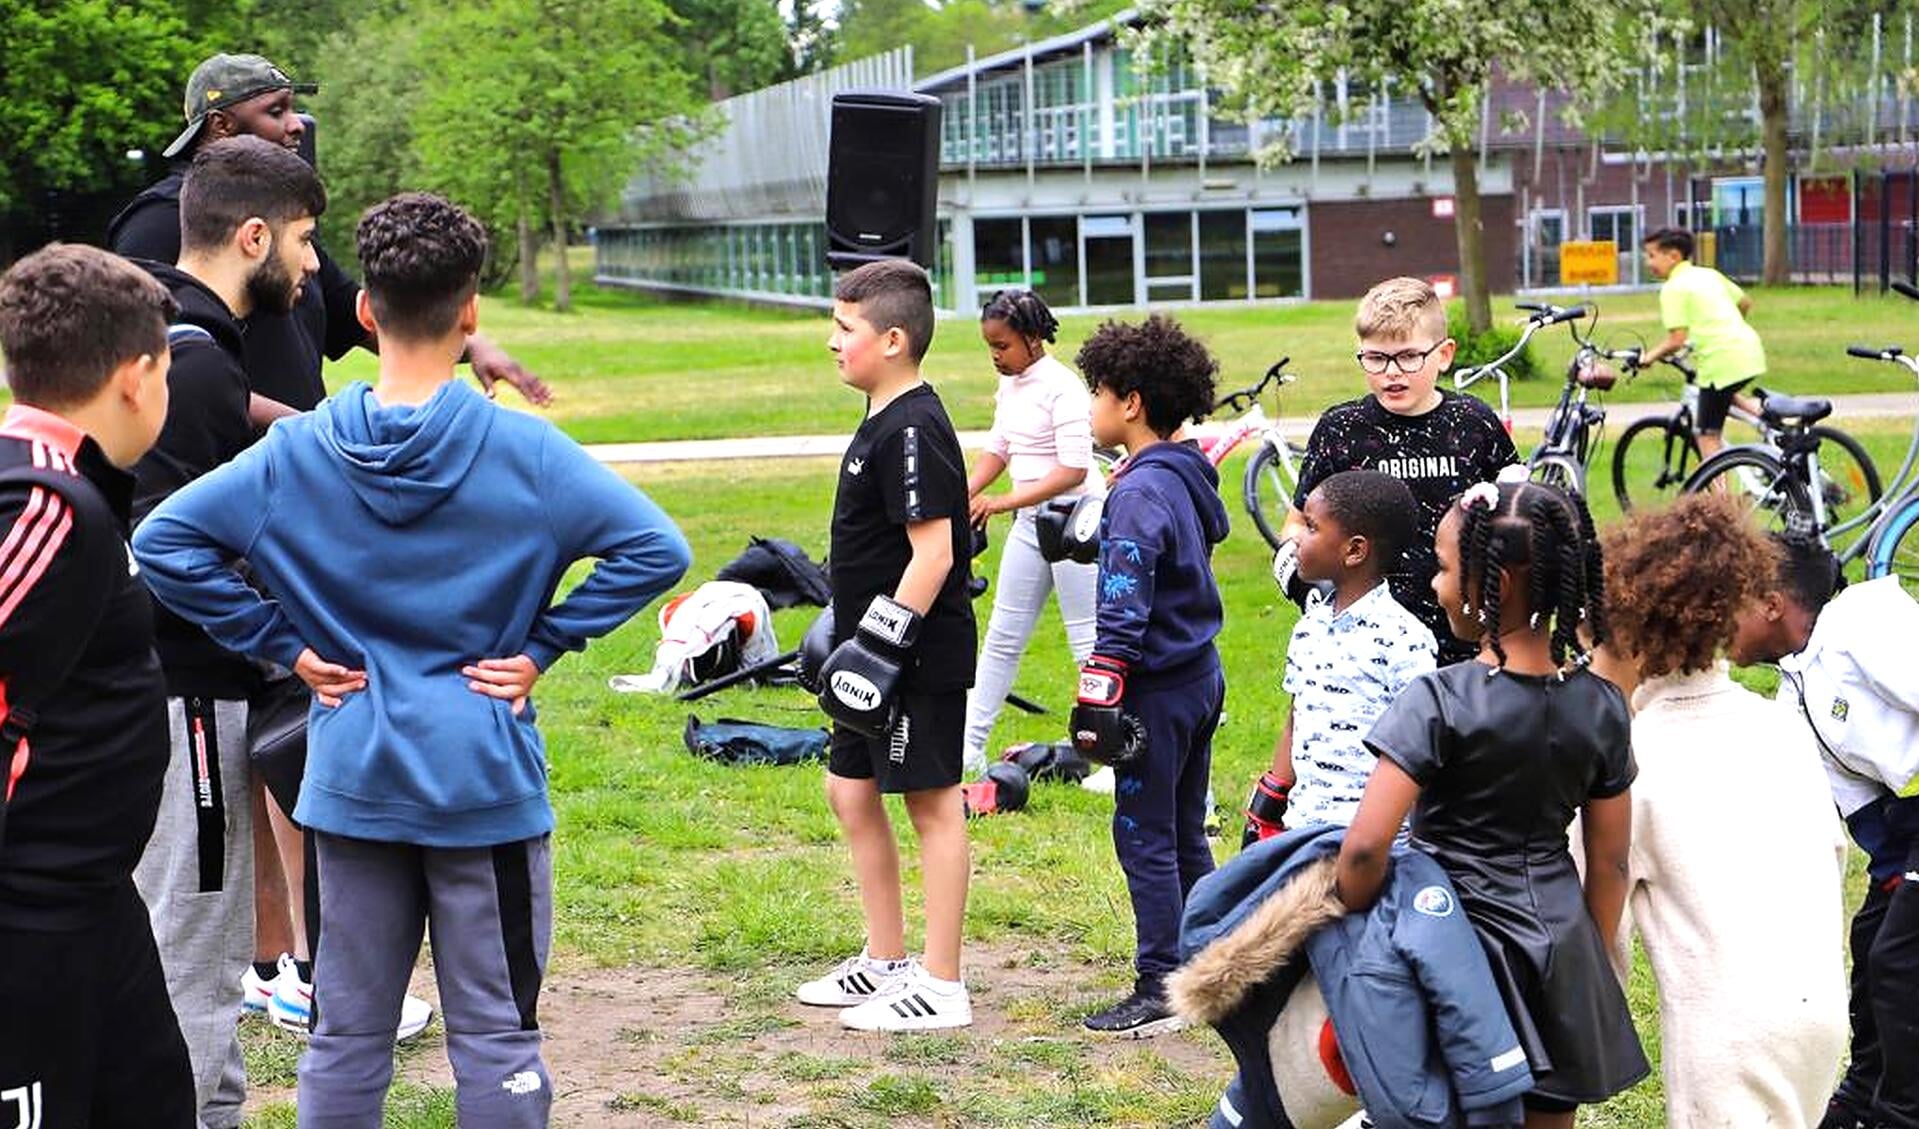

{"left": 1659, "top": 260, "right": 1766, "bottom": 390}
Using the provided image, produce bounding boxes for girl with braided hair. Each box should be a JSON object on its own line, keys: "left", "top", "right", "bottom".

{"left": 1336, "top": 477, "right": 1649, "bottom": 1127}
{"left": 962, "top": 289, "right": 1103, "bottom": 774}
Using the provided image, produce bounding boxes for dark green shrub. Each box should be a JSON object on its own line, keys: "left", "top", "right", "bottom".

{"left": 1446, "top": 305, "right": 1544, "bottom": 383}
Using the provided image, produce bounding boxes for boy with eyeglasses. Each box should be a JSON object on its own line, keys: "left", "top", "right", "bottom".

{"left": 1273, "top": 276, "right": 1518, "bottom": 665}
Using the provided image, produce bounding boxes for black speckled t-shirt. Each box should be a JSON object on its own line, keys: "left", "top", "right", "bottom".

{"left": 1293, "top": 390, "right": 1520, "bottom": 663}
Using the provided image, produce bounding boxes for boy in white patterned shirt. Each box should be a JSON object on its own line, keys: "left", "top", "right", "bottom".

{"left": 1241, "top": 470, "right": 1436, "bottom": 845}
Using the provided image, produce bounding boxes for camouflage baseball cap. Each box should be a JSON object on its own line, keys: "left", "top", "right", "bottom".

{"left": 162, "top": 53, "right": 319, "bottom": 159}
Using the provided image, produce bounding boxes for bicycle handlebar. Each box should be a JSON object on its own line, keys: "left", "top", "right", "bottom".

{"left": 1893, "top": 280, "right": 1919, "bottom": 302}
{"left": 1849, "top": 344, "right": 1904, "bottom": 360}
{"left": 1212, "top": 357, "right": 1296, "bottom": 414}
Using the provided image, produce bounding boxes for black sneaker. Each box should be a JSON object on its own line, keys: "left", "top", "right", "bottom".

{"left": 1082, "top": 979, "right": 1186, "bottom": 1038}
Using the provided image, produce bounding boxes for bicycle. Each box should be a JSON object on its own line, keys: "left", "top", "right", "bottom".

{"left": 1609, "top": 350, "right": 1882, "bottom": 517}
{"left": 1096, "top": 359, "right": 1307, "bottom": 550}
{"left": 1453, "top": 301, "right": 1636, "bottom": 496}
{"left": 1681, "top": 284, "right": 1919, "bottom": 596}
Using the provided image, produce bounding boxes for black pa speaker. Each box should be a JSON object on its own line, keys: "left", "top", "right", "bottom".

{"left": 826, "top": 90, "right": 942, "bottom": 271}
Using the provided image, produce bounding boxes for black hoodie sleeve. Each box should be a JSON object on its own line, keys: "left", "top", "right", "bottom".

{"left": 131, "top": 341, "right": 254, "bottom": 524}
{"left": 315, "top": 244, "right": 370, "bottom": 361}
{"left": 107, "top": 194, "right": 183, "bottom": 264}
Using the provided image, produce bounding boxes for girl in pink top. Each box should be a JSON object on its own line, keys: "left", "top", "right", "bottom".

{"left": 963, "top": 290, "right": 1103, "bottom": 774}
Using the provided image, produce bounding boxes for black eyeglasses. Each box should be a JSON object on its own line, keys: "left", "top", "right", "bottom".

{"left": 1355, "top": 341, "right": 1447, "bottom": 375}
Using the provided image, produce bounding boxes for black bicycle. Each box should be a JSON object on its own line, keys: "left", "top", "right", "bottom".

{"left": 1610, "top": 351, "right": 1882, "bottom": 516}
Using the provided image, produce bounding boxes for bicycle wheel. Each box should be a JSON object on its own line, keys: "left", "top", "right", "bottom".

{"left": 1245, "top": 441, "right": 1304, "bottom": 551}
{"left": 1683, "top": 447, "right": 1816, "bottom": 538}
{"left": 1869, "top": 496, "right": 1919, "bottom": 600}
{"left": 1611, "top": 416, "right": 1699, "bottom": 513}
{"left": 1807, "top": 424, "right": 1884, "bottom": 528}
{"left": 1529, "top": 452, "right": 1586, "bottom": 496}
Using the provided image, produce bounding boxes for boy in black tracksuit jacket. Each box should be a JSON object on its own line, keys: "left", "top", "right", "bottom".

{"left": 1068, "top": 316, "right": 1228, "bottom": 1036}
{"left": 0, "top": 244, "right": 193, "bottom": 1127}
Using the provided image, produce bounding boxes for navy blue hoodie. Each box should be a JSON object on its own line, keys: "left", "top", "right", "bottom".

{"left": 1094, "top": 440, "right": 1228, "bottom": 685}
{"left": 133, "top": 380, "right": 691, "bottom": 847}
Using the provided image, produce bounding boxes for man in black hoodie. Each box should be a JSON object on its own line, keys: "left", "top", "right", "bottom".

{"left": 130, "top": 136, "right": 323, "bottom": 1129}
{"left": 1068, "top": 315, "right": 1230, "bottom": 1037}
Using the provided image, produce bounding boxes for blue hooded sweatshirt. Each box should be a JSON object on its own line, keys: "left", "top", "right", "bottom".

{"left": 133, "top": 380, "right": 691, "bottom": 847}
{"left": 1094, "top": 439, "right": 1229, "bottom": 686}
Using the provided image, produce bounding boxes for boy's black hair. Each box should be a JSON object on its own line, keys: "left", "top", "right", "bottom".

{"left": 1075, "top": 314, "right": 1218, "bottom": 437}
{"left": 0, "top": 243, "right": 177, "bottom": 409}
{"left": 180, "top": 136, "right": 327, "bottom": 254}
{"left": 834, "top": 259, "right": 935, "bottom": 362}
{"left": 1643, "top": 226, "right": 1694, "bottom": 259}
{"left": 980, "top": 288, "right": 1059, "bottom": 342}
{"left": 1454, "top": 479, "right": 1607, "bottom": 669}
{"left": 1313, "top": 470, "right": 1419, "bottom": 572}
{"left": 1767, "top": 529, "right": 1847, "bottom": 615}
{"left": 356, "top": 192, "right": 487, "bottom": 342}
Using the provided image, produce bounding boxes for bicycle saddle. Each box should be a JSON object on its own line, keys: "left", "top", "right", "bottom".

{"left": 1759, "top": 395, "right": 1833, "bottom": 424}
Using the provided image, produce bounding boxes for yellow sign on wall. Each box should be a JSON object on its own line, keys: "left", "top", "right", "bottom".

{"left": 1560, "top": 240, "right": 1620, "bottom": 285}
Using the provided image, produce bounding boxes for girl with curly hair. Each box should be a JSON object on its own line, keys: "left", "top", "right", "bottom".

{"left": 962, "top": 289, "right": 1102, "bottom": 774}
{"left": 1338, "top": 477, "right": 1648, "bottom": 1127}
{"left": 1604, "top": 495, "right": 1847, "bottom": 1129}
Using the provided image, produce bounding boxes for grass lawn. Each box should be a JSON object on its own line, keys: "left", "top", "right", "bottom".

{"left": 312, "top": 270, "right": 1919, "bottom": 445}
{"left": 239, "top": 418, "right": 1899, "bottom": 1126}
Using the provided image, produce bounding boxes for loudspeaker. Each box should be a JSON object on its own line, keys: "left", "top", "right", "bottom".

{"left": 826, "top": 90, "right": 942, "bottom": 271}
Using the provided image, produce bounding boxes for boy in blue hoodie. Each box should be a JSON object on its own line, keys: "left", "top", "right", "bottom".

{"left": 1068, "top": 315, "right": 1228, "bottom": 1037}
{"left": 133, "top": 193, "right": 690, "bottom": 1127}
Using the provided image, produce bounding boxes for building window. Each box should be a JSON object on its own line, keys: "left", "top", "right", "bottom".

{"left": 975, "top": 217, "right": 1026, "bottom": 291}
{"left": 1026, "top": 215, "right": 1080, "bottom": 310}
{"left": 1531, "top": 209, "right": 1566, "bottom": 248}
{"left": 1199, "top": 210, "right": 1248, "bottom": 300}
{"left": 1144, "top": 211, "right": 1195, "bottom": 301}
{"left": 1083, "top": 213, "right": 1136, "bottom": 306}
{"left": 1251, "top": 207, "right": 1303, "bottom": 299}
{"left": 1588, "top": 206, "right": 1639, "bottom": 248}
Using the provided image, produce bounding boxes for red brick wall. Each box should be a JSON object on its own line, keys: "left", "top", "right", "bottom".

{"left": 1308, "top": 194, "right": 1517, "bottom": 300}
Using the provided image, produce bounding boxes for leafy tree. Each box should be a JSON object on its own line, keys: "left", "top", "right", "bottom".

{"left": 408, "top": 0, "right": 708, "bottom": 310}
{"left": 784, "top": 0, "right": 839, "bottom": 76}
{"left": 0, "top": 0, "right": 206, "bottom": 250}
{"left": 1136, "top": 0, "right": 1664, "bottom": 330}
{"left": 673, "top": 0, "right": 790, "bottom": 97}
{"left": 309, "top": 11, "right": 428, "bottom": 267}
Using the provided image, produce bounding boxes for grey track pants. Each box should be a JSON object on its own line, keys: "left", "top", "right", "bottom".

{"left": 132, "top": 697, "right": 254, "bottom": 1129}
{"left": 297, "top": 832, "right": 553, "bottom": 1129}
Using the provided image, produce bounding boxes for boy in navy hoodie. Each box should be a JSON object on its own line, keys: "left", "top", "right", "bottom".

{"left": 133, "top": 194, "right": 690, "bottom": 1127}
{"left": 1068, "top": 315, "right": 1228, "bottom": 1037}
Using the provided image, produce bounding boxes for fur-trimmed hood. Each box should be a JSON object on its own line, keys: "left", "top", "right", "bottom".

{"left": 1169, "top": 855, "right": 1343, "bottom": 1025}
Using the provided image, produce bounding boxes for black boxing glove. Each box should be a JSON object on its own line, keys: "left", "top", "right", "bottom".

{"left": 815, "top": 595, "right": 919, "bottom": 738}
{"left": 1061, "top": 495, "right": 1104, "bottom": 565}
{"left": 1239, "top": 772, "right": 1292, "bottom": 851}
{"left": 1271, "top": 539, "right": 1334, "bottom": 610}
{"left": 1035, "top": 498, "right": 1075, "bottom": 563}
{"left": 1069, "top": 655, "right": 1146, "bottom": 766}
{"left": 797, "top": 605, "right": 837, "bottom": 694}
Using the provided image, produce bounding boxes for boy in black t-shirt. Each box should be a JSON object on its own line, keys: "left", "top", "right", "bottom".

{"left": 1278, "top": 277, "right": 1519, "bottom": 664}
{"left": 0, "top": 243, "right": 195, "bottom": 1127}
{"left": 795, "top": 260, "right": 977, "bottom": 1032}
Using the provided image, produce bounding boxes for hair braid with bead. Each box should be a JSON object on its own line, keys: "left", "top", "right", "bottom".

{"left": 980, "top": 288, "right": 1059, "bottom": 343}
{"left": 1453, "top": 480, "right": 1606, "bottom": 671}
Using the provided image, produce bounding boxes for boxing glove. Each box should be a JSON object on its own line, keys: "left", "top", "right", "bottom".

{"left": 815, "top": 595, "right": 919, "bottom": 738}
{"left": 796, "top": 605, "right": 837, "bottom": 693}
{"left": 962, "top": 761, "right": 1031, "bottom": 817}
{"left": 1271, "top": 539, "right": 1334, "bottom": 610}
{"left": 1070, "top": 655, "right": 1146, "bottom": 766}
{"left": 1061, "top": 495, "right": 1104, "bottom": 565}
{"left": 1239, "top": 772, "right": 1292, "bottom": 851}
{"left": 1035, "top": 498, "right": 1075, "bottom": 563}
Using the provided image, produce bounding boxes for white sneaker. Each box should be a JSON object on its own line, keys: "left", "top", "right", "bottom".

{"left": 242, "top": 956, "right": 285, "bottom": 1014}
{"left": 795, "top": 950, "right": 913, "bottom": 1008}
{"left": 839, "top": 962, "right": 973, "bottom": 1032}
{"left": 1082, "top": 765, "right": 1116, "bottom": 795}
{"left": 268, "top": 955, "right": 436, "bottom": 1042}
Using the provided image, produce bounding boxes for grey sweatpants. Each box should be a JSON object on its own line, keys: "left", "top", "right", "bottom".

{"left": 132, "top": 697, "right": 254, "bottom": 1129}
{"left": 297, "top": 832, "right": 553, "bottom": 1129}
{"left": 963, "top": 505, "right": 1098, "bottom": 772}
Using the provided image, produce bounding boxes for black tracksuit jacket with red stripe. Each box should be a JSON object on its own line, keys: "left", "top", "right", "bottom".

{"left": 0, "top": 410, "right": 169, "bottom": 930}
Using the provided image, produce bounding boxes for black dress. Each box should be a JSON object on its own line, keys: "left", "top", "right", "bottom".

{"left": 1364, "top": 661, "right": 1651, "bottom": 1105}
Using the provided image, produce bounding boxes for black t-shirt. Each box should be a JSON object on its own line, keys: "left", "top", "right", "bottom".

{"left": 1294, "top": 391, "right": 1520, "bottom": 663}
{"left": 107, "top": 169, "right": 366, "bottom": 410}
{"left": 829, "top": 384, "right": 976, "bottom": 691}
{"left": 0, "top": 429, "right": 170, "bottom": 930}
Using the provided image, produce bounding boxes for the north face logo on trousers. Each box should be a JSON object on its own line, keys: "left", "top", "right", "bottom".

{"left": 502, "top": 1072, "right": 543, "bottom": 1096}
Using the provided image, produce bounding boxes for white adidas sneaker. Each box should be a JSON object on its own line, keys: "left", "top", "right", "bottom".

{"left": 242, "top": 956, "right": 285, "bottom": 1015}
{"left": 839, "top": 962, "right": 973, "bottom": 1032}
{"left": 268, "top": 955, "right": 435, "bottom": 1042}
{"left": 795, "top": 950, "right": 913, "bottom": 1008}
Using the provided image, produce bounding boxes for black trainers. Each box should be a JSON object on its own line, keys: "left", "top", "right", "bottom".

{"left": 1082, "top": 979, "right": 1186, "bottom": 1038}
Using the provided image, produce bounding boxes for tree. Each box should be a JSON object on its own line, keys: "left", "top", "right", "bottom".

{"left": 0, "top": 0, "right": 206, "bottom": 253}
{"left": 672, "top": 0, "right": 790, "bottom": 98}
{"left": 1136, "top": 0, "right": 1663, "bottom": 330}
{"left": 408, "top": 0, "right": 708, "bottom": 311}
{"left": 309, "top": 11, "right": 429, "bottom": 268}
{"left": 783, "top": 0, "right": 839, "bottom": 76}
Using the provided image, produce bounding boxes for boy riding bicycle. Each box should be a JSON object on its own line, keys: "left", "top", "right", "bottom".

{"left": 1639, "top": 227, "right": 1766, "bottom": 460}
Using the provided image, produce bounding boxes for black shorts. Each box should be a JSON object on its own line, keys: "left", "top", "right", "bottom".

{"left": 827, "top": 690, "right": 966, "bottom": 794}
{"left": 1694, "top": 378, "right": 1754, "bottom": 433}
{"left": 0, "top": 884, "right": 195, "bottom": 1129}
